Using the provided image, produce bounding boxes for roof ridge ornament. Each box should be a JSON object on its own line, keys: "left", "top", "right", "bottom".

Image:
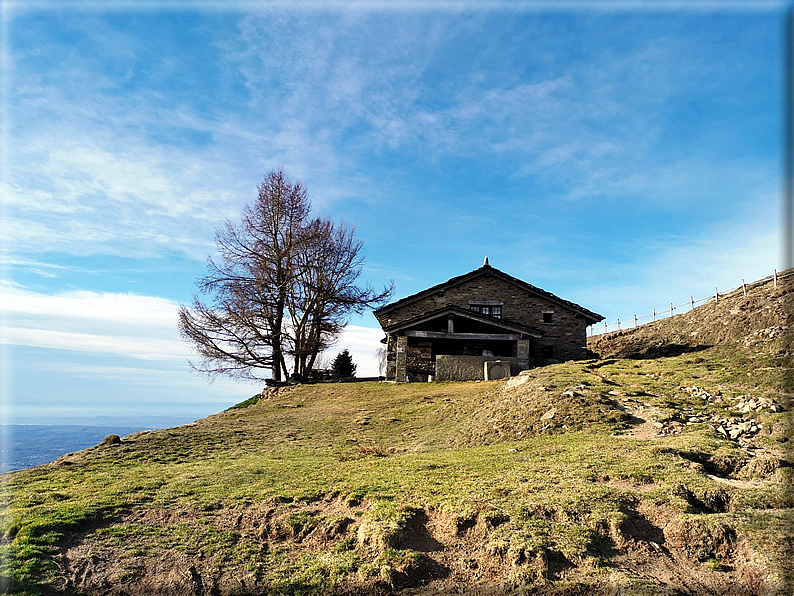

{"left": 483, "top": 256, "right": 490, "bottom": 267}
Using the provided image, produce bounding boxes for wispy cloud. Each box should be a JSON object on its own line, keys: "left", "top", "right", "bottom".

{"left": 1, "top": 284, "right": 182, "bottom": 358}
{"left": 0, "top": 282, "right": 386, "bottom": 374}
{"left": 6, "top": 11, "right": 779, "bottom": 269}
{"left": 4, "top": 327, "right": 184, "bottom": 361}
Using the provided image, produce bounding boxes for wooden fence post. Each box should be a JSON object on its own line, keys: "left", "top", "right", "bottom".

{"left": 653, "top": 308, "right": 656, "bottom": 322}
{"left": 715, "top": 288, "right": 718, "bottom": 304}
{"left": 742, "top": 279, "right": 746, "bottom": 296}
{"left": 604, "top": 321, "right": 607, "bottom": 334}
{"left": 634, "top": 315, "right": 637, "bottom": 328}
{"left": 774, "top": 269, "right": 777, "bottom": 288}
{"left": 690, "top": 296, "right": 694, "bottom": 310}
{"left": 670, "top": 303, "right": 673, "bottom": 317}
{"left": 617, "top": 318, "right": 621, "bottom": 330}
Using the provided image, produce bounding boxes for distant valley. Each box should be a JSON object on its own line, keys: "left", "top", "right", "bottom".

{"left": 0, "top": 426, "right": 149, "bottom": 473}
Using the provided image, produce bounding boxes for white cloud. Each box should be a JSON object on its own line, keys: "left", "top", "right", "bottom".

{"left": 42, "top": 146, "right": 178, "bottom": 206}
{"left": 0, "top": 283, "right": 388, "bottom": 375}
{"left": 0, "top": 285, "right": 182, "bottom": 359}
{"left": 9, "top": 142, "right": 219, "bottom": 258}
{"left": 0, "top": 183, "right": 83, "bottom": 214}
{"left": 2, "top": 284, "right": 176, "bottom": 328}
{"left": 4, "top": 327, "right": 184, "bottom": 361}
{"left": 328, "top": 325, "right": 386, "bottom": 378}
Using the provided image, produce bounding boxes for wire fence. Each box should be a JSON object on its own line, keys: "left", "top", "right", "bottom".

{"left": 587, "top": 268, "right": 792, "bottom": 338}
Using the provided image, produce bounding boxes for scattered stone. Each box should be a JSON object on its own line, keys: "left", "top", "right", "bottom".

{"left": 742, "top": 325, "right": 788, "bottom": 347}
{"left": 540, "top": 408, "right": 557, "bottom": 421}
{"left": 683, "top": 386, "right": 716, "bottom": 401}
{"left": 557, "top": 384, "right": 587, "bottom": 397}
{"left": 728, "top": 394, "right": 784, "bottom": 414}
{"left": 505, "top": 374, "right": 531, "bottom": 389}
{"left": 710, "top": 416, "right": 763, "bottom": 442}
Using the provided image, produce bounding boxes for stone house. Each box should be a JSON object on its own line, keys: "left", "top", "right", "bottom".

{"left": 373, "top": 259, "right": 604, "bottom": 382}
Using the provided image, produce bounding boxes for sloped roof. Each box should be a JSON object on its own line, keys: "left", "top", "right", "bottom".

{"left": 381, "top": 303, "right": 543, "bottom": 338}
{"left": 374, "top": 264, "right": 604, "bottom": 325}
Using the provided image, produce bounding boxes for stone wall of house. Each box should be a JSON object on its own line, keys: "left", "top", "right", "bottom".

{"left": 406, "top": 341, "right": 434, "bottom": 374}
{"left": 379, "top": 272, "right": 590, "bottom": 366}
{"left": 385, "top": 335, "right": 397, "bottom": 380}
{"left": 380, "top": 274, "right": 560, "bottom": 328}
{"left": 532, "top": 306, "right": 589, "bottom": 364}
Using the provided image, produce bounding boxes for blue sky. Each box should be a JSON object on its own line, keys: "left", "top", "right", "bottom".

{"left": 1, "top": 1, "right": 788, "bottom": 427}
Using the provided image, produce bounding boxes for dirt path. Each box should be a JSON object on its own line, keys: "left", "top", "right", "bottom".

{"left": 615, "top": 405, "right": 671, "bottom": 439}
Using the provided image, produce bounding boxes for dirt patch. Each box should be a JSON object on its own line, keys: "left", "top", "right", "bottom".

{"left": 55, "top": 499, "right": 493, "bottom": 595}
{"left": 50, "top": 494, "right": 784, "bottom": 595}
{"left": 614, "top": 404, "right": 672, "bottom": 440}
{"left": 56, "top": 497, "right": 368, "bottom": 595}
{"left": 590, "top": 501, "right": 772, "bottom": 596}
{"left": 395, "top": 510, "right": 444, "bottom": 553}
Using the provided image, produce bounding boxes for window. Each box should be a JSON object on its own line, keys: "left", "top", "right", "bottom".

{"left": 469, "top": 302, "right": 502, "bottom": 318}
{"left": 541, "top": 346, "right": 554, "bottom": 358}
{"left": 542, "top": 312, "right": 554, "bottom": 324}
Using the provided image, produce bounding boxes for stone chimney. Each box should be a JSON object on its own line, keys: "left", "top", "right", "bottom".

{"left": 483, "top": 256, "right": 490, "bottom": 267}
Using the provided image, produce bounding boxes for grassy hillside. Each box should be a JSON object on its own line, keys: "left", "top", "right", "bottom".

{"left": 1, "top": 274, "right": 792, "bottom": 595}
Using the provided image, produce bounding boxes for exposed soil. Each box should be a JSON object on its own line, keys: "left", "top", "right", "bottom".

{"left": 52, "top": 494, "right": 781, "bottom": 596}
{"left": 615, "top": 404, "right": 671, "bottom": 440}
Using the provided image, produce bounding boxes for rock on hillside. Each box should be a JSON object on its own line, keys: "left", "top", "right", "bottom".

{"left": 588, "top": 269, "right": 793, "bottom": 359}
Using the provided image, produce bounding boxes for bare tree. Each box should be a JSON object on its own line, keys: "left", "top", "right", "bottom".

{"left": 285, "top": 218, "right": 393, "bottom": 381}
{"left": 179, "top": 169, "right": 310, "bottom": 382}
{"left": 178, "top": 169, "right": 392, "bottom": 383}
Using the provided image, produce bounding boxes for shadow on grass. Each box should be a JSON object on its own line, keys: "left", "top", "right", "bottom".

{"left": 625, "top": 344, "right": 712, "bottom": 360}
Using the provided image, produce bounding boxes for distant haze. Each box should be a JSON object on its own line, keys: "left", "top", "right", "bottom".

{"left": 1, "top": 425, "right": 150, "bottom": 472}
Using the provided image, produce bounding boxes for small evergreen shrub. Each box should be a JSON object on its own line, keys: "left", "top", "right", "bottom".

{"left": 332, "top": 349, "right": 357, "bottom": 379}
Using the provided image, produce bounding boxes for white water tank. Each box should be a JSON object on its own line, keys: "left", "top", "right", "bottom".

{"left": 484, "top": 360, "right": 511, "bottom": 380}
